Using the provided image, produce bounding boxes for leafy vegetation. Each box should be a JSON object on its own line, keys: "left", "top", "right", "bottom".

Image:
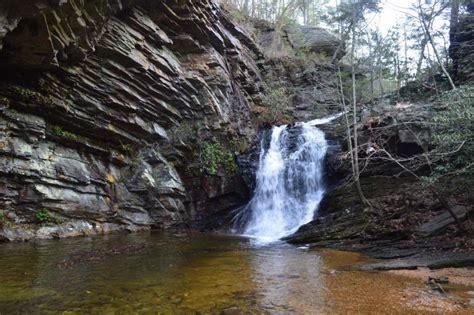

{"left": 0, "top": 96, "right": 10, "bottom": 107}
{"left": 51, "top": 125, "right": 80, "bottom": 141}
{"left": 222, "top": 0, "right": 328, "bottom": 26}
{"left": 120, "top": 143, "right": 134, "bottom": 155}
{"left": 201, "top": 141, "right": 238, "bottom": 176}
{"left": 12, "top": 87, "right": 55, "bottom": 106}
{"left": 423, "top": 85, "right": 474, "bottom": 186}
{"left": 36, "top": 208, "right": 52, "bottom": 224}
{"left": 254, "top": 82, "right": 295, "bottom": 126}
{"left": 36, "top": 208, "right": 63, "bottom": 224}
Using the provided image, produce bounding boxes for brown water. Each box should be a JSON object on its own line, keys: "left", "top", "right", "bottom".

{"left": 0, "top": 232, "right": 471, "bottom": 314}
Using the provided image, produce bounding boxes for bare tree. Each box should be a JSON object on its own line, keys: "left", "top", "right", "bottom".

{"left": 415, "top": 0, "right": 456, "bottom": 90}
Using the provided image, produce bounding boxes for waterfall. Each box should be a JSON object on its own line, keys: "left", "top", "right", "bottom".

{"left": 235, "top": 115, "right": 339, "bottom": 244}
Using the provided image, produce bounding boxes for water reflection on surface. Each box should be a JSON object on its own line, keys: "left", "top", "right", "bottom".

{"left": 0, "top": 232, "right": 470, "bottom": 314}
{"left": 251, "top": 243, "right": 327, "bottom": 312}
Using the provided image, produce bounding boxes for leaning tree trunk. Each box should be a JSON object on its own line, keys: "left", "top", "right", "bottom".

{"left": 350, "top": 13, "right": 370, "bottom": 209}
{"left": 417, "top": 1, "right": 456, "bottom": 90}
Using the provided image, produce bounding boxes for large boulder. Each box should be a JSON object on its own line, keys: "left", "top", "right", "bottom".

{"left": 284, "top": 25, "right": 344, "bottom": 61}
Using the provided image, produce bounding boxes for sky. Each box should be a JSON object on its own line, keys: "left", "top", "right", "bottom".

{"left": 332, "top": 0, "right": 450, "bottom": 73}
{"left": 362, "top": 0, "right": 447, "bottom": 35}
{"left": 373, "top": 0, "right": 416, "bottom": 32}
{"left": 325, "top": 0, "right": 440, "bottom": 33}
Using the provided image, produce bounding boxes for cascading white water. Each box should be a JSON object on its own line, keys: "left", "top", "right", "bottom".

{"left": 236, "top": 115, "right": 339, "bottom": 244}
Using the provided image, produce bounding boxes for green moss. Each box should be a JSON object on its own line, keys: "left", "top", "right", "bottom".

{"left": 14, "top": 87, "right": 40, "bottom": 99}
{"left": 120, "top": 143, "right": 134, "bottom": 155}
{"left": 51, "top": 125, "right": 80, "bottom": 141}
{"left": 0, "top": 211, "right": 5, "bottom": 224}
{"left": 0, "top": 96, "right": 10, "bottom": 107}
{"left": 225, "top": 153, "right": 238, "bottom": 175}
{"left": 12, "top": 87, "right": 55, "bottom": 106}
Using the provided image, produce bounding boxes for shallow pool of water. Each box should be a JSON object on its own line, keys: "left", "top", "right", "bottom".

{"left": 0, "top": 232, "right": 470, "bottom": 314}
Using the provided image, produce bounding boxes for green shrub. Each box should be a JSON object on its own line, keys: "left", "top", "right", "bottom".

{"left": 13, "top": 87, "right": 54, "bottom": 106}
{"left": 51, "top": 125, "right": 80, "bottom": 141}
{"left": 256, "top": 82, "right": 295, "bottom": 125}
{"left": 422, "top": 85, "right": 474, "bottom": 187}
{"left": 36, "top": 208, "right": 62, "bottom": 224}
{"left": 202, "top": 142, "right": 222, "bottom": 176}
{"left": 225, "top": 152, "right": 238, "bottom": 175}
{"left": 0, "top": 96, "right": 10, "bottom": 107}
{"left": 36, "top": 208, "right": 51, "bottom": 223}
{"left": 120, "top": 143, "right": 134, "bottom": 155}
{"left": 201, "top": 141, "right": 238, "bottom": 176}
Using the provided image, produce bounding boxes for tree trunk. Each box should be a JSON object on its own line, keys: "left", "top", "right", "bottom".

{"left": 415, "top": 36, "right": 428, "bottom": 80}
{"left": 367, "top": 32, "right": 375, "bottom": 101}
{"left": 450, "top": 0, "right": 460, "bottom": 35}
{"left": 351, "top": 10, "right": 370, "bottom": 208}
{"left": 338, "top": 67, "right": 356, "bottom": 176}
{"left": 417, "top": 0, "right": 456, "bottom": 90}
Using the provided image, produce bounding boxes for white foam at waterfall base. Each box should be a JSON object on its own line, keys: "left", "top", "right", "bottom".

{"left": 239, "top": 120, "right": 329, "bottom": 245}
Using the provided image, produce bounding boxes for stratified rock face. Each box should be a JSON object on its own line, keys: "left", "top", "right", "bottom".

{"left": 247, "top": 20, "right": 343, "bottom": 122}
{"left": 0, "top": 0, "right": 263, "bottom": 240}
{"left": 450, "top": 10, "right": 474, "bottom": 82}
{"left": 263, "top": 58, "right": 342, "bottom": 121}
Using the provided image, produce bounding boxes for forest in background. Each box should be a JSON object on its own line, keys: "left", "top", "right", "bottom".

{"left": 222, "top": 0, "right": 473, "bottom": 224}
{"left": 222, "top": 0, "right": 472, "bottom": 98}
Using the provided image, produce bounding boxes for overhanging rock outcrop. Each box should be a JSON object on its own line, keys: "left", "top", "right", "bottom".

{"left": 0, "top": 0, "right": 264, "bottom": 240}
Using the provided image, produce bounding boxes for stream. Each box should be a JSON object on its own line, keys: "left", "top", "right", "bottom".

{"left": 0, "top": 232, "right": 469, "bottom": 314}
{"left": 0, "top": 117, "right": 471, "bottom": 314}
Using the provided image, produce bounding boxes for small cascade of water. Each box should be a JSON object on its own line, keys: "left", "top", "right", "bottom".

{"left": 235, "top": 115, "right": 338, "bottom": 244}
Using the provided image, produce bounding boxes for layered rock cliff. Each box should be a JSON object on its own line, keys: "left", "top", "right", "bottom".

{"left": 0, "top": 0, "right": 265, "bottom": 240}
{"left": 0, "top": 0, "right": 347, "bottom": 241}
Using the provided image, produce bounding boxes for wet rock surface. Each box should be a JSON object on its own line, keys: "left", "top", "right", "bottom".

{"left": 0, "top": 0, "right": 349, "bottom": 241}
{"left": 0, "top": 0, "right": 265, "bottom": 240}
{"left": 286, "top": 175, "right": 473, "bottom": 270}
{"left": 284, "top": 101, "right": 473, "bottom": 266}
